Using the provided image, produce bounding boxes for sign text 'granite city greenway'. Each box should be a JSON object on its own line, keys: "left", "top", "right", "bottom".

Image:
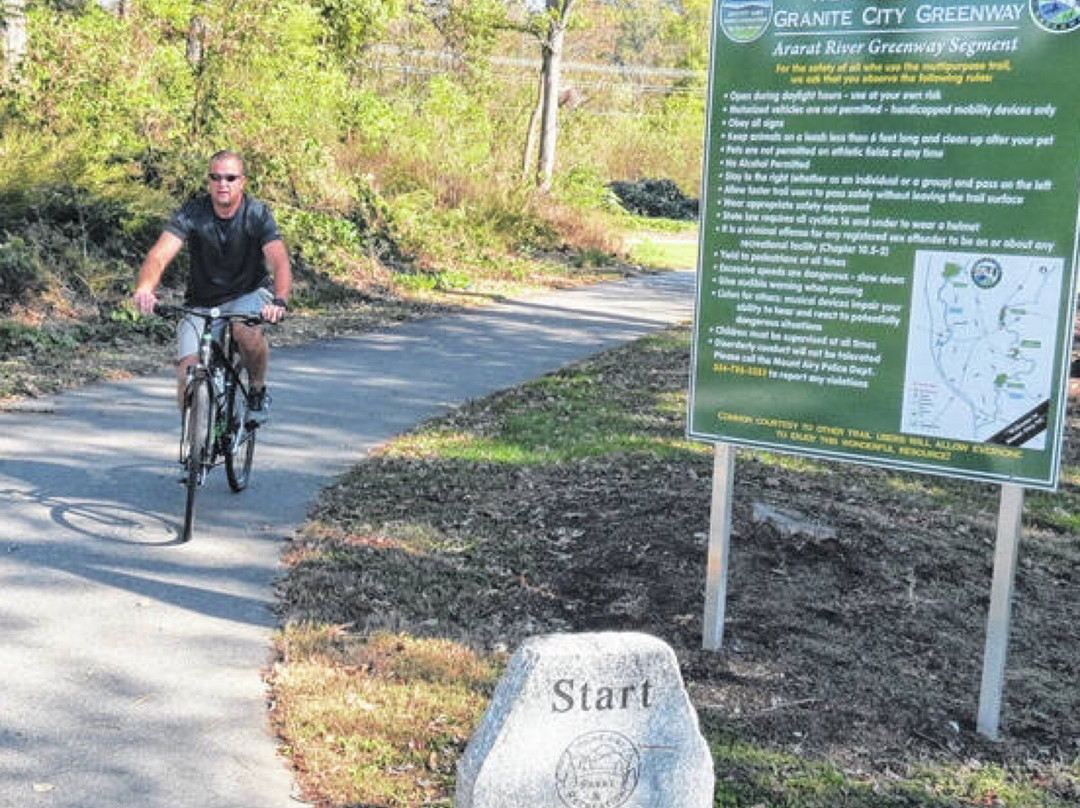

{"left": 689, "top": 0, "right": 1080, "bottom": 489}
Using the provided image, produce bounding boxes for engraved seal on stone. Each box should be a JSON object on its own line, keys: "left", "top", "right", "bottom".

{"left": 555, "top": 730, "right": 641, "bottom": 808}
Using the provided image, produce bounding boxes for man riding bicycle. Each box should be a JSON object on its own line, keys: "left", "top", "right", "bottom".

{"left": 133, "top": 150, "right": 291, "bottom": 421}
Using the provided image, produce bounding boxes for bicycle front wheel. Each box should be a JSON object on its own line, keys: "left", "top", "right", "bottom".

{"left": 181, "top": 374, "right": 213, "bottom": 542}
{"left": 225, "top": 352, "right": 256, "bottom": 492}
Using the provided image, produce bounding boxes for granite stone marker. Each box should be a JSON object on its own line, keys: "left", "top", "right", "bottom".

{"left": 455, "top": 632, "right": 714, "bottom": 808}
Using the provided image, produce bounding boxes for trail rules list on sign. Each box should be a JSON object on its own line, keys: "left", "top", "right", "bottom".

{"left": 689, "top": 0, "right": 1080, "bottom": 489}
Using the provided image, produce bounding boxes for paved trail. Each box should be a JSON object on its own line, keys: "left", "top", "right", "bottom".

{"left": 0, "top": 271, "right": 694, "bottom": 808}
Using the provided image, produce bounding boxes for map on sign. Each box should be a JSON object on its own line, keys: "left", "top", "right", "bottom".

{"left": 902, "top": 251, "right": 1065, "bottom": 449}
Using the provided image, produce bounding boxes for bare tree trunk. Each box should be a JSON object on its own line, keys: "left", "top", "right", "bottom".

{"left": 535, "top": 26, "right": 562, "bottom": 191}
{"left": 522, "top": 73, "right": 544, "bottom": 181}
{"left": 532, "top": 0, "right": 577, "bottom": 192}
{"left": 187, "top": 8, "right": 209, "bottom": 136}
{"left": 187, "top": 15, "right": 207, "bottom": 69}
{"left": 2, "top": 0, "right": 27, "bottom": 84}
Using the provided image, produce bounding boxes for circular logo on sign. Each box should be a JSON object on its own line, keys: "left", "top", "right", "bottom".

{"left": 719, "top": 0, "right": 773, "bottom": 43}
{"left": 971, "top": 257, "right": 1003, "bottom": 289}
{"left": 555, "top": 731, "right": 641, "bottom": 808}
{"left": 1030, "top": 0, "right": 1080, "bottom": 32}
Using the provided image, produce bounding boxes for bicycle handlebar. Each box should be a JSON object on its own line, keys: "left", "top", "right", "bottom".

{"left": 152, "top": 303, "right": 269, "bottom": 326}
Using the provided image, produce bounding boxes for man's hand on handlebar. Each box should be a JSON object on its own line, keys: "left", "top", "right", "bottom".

{"left": 133, "top": 288, "right": 158, "bottom": 317}
{"left": 261, "top": 297, "right": 288, "bottom": 324}
{"left": 137, "top": 292, "right": 284, "bottom": 324}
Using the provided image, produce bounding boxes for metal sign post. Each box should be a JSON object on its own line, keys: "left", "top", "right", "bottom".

{"left": 976, "top": 484, "right": 1025, "bottom": 740}
{"left": 703, "top": 443, "right": 735, "bottom": 650}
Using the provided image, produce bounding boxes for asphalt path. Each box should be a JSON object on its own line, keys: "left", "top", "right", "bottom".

{"left": 0, "top": 269, "right": 695, "bottom": 808}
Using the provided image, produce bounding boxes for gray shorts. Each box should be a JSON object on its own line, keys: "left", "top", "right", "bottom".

{"left": 177, "top": 288, "right": 272, "bottom": 359}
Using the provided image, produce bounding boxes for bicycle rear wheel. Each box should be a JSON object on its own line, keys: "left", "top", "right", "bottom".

{"left": 181, "top": 374, "right": 213, "bottom": 542}
{"left": 225, "top": 350, "right": 256, "bottom": 492}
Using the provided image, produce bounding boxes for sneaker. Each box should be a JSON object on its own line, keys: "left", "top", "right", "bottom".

{"left": 246, "top": 387, "right": 270, "bottom": 426}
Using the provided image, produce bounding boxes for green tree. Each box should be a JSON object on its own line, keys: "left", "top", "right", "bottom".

{"left": 420, "top": 0, "right": 506, "bottom": 65}
{"left": 662, "top": 0, "right": 711, "bottom": 71}
{"left": 314, "top": 0, "right": 402, "bottom": 63}
{"left": 189, "top": 0, "right": 351, "bottom": 197}
{"left": 16, "top": 2, "right": 191, "bottom": 163}
{"left": 522, "top": 0, "right": 581, "bottom": 192}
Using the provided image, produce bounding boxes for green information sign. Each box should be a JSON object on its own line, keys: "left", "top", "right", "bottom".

{"left": 689, "top": 0, "right": 1080, "bottom": 489}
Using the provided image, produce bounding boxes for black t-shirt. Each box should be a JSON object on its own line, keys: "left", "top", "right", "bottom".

{"left": 165, "top": 195, "right": 282, "bottom": 306}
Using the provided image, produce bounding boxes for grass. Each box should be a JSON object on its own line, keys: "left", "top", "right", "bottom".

{"left": 270, "top": 326, "right": 1080, "bottom": 808}
{"left": 271, "top": 626, "right": 496, "bottom": 806}
{"left": 624, "top": 227, "right": 699, "bottom": 271}
{"left": 1027, "top": 466, "right": 1080, "bottom": 532}
{"left": 387, "top": 333, "right": 701, "bottom": 465}
{"left": 709, "top": 735, "right": 1071, "bottom": 808}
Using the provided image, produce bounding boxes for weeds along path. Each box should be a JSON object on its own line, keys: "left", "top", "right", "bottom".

{"left": 0, "top": 269, "right": 694, "bottom": 808}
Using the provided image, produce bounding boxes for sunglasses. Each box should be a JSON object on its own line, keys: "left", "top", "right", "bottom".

{"left": 208, "top": 173, "right": 243, "bottom": 183}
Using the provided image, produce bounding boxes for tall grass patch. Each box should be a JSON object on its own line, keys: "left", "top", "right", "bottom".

{"left": 273, "top": 626, "right": 497, "bottom": 807}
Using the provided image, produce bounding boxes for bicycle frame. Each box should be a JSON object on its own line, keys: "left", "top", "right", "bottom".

{"left": 155, "top": 303, "right": 265, "bottom": 541}
{"left": 180, "top": 308, "right": 257, "bottom": 472}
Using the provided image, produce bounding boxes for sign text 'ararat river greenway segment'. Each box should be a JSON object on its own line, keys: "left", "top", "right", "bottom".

{"left": 689, "top": 0, "right": 1080, "bottom": 489}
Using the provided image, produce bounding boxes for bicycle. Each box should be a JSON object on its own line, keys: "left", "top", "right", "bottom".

{"left": 154, "top": 303, "right": 267, "bottom": 542}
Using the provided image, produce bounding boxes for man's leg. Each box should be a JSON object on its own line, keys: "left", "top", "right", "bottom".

{"left": 231, "top": 321, "right": 270, "bottom": 422}
{"left": 176, "top": 355, "right": 197, "bottom": 409}
{"left": 231, "top": 322, "right": 268, "bottom": 386}
{"left": 217, "top": 289, "right": 273, "bottom": 421}
{"left": 175, "top": 313, "right": 203, "bottom": 410}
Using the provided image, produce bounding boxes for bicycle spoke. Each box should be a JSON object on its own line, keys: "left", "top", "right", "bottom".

{"left": 225, "top": 348, "right": 256, "bottom": 491}
{"left": 181, "top": 375, "right": 212, "bottom": 541}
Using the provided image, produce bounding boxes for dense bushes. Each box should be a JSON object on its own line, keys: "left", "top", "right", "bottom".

{"left": 608, "top": 178, "right": 699, "bottom": 220}
{"left": 0, "top": 176, "right": 168, "bottom": 313}
{"left": 0, "top": 239, "right": 45, "bottom": 311}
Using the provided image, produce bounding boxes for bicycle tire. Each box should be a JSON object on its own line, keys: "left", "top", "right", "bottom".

{"left": 224, "top": 350, "right": 256, "bottom": 492}
{"left": 181, "top": 374, "right": 213, "bottom": 542}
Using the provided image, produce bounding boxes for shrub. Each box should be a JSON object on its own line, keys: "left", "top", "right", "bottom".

{"left": 0, "top": 239, "right": 46, "bottom": 311}
{"left": 608, "top": 177, "right": 699, "bottom": 220}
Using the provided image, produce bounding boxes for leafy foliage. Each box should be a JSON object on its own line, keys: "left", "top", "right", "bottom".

{"left": 608, "top": 177, "right": 699, "bottom": 220}
{"left": 314, "top": 0, "right": 404, "bottom": 61}
{"left": 0, "top": 238, "right": 46, "bottom": 309}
